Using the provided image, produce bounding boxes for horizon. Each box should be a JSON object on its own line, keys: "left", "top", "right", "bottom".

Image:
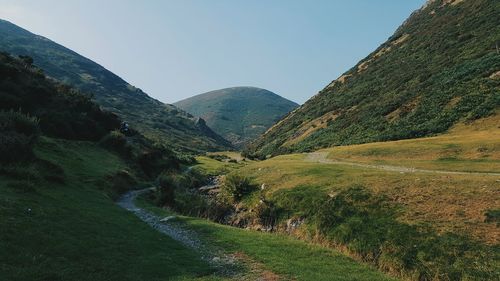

{"left": 0, "top": 0, "right": 425, "bottom": 104}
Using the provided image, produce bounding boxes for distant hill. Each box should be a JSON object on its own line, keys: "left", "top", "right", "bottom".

{"left": 0, "top": 19, "right": 232, "bottom": 152}
{"left": 174, "top": 87, "right": 298, "bottom": 147}
{"left": 246, "top": 0, "right": 499, "bottom": 157}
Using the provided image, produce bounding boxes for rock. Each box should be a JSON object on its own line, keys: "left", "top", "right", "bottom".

{"left": 160, "top": 215, "right": 176, "bottom": 222}
{"left": 286, "top": 217, "right": 305, "bottom": 232}
{"left": 199, "top": 184, "right": 218, "bottom": 191}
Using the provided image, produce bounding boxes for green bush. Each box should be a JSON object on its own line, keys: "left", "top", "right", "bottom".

{"left": 0, "top": 110, "right": 39, "bottom": 163}
{"left": 154, "top": 172, "right": 184, "bottom": 206}
{"left": 207, "top": 154, "right": 230, "bottom": 161}
{"left": 103, "top": 170, "right": 137, "bottom": 200}
{"left": 220, "top": 174, "right": 256, "bottom": 201}
{"left": 484, "top": 209, "right": 500, "bottom": 226}
{"left": 99, "top": 130, "right": 130, "bottom": 155}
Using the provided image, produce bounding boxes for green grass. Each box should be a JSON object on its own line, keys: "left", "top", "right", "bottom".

{"left": 193, "top": 156, "right": 246, "bottom": 176}
{"left": 136, "top": 195, "right": 396, "bottom": 281}
{"left": 0, "top": 137, "right": 213, "bottom": 281}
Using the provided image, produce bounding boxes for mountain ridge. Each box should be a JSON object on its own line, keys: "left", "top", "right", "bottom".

{"left": 0, "top": 19, "right": 232, "bottom": 152}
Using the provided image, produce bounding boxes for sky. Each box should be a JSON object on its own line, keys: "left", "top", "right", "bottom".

{"left": 0, "top": 0, "right": 425, "bottom": 104}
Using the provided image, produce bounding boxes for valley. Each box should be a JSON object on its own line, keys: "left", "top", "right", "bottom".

{"left": 0, "top": 0, "right": 498, "bottom": 280}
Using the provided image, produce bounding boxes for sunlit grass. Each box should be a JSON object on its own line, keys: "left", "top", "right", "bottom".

{"left": 136, "top": 196, "right": 396, "bottom": 281}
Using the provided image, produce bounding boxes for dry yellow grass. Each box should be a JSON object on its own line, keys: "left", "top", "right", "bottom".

{"left": 241, "top": 154, "right": 499, "bottom": 244}
{"left": 235, "top": 115, "right": 500, "bottom": 244}
{"left": 324, "top": 114, "right": 500, "bottom": 172}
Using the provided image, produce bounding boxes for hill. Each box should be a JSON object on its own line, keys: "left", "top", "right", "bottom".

{"left": 174, "top": 87, "right": 298, "bottom": 147}
{"left": 0, "top": 19, "right": 232, "bottom": 152}
{"left": 0, "top": 53, "right": 390, "bottom": 281}
{"left": 246, "top": 0, "right": 499, "bottom": 157}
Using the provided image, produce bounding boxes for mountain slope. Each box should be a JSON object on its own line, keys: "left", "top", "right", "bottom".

{"left": 247, "top": 0, "right": 499, "bottom": 157}
{"left": 0, "top": 19, "right": 231, "bottom": 152}
{"left": 174, "top": 87, "right": 298, "bottom": 147}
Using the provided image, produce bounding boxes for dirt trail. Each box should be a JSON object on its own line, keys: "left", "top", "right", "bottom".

{"left": 117, "top": 188, "right": 206, "bottom": 250}
{"left": 306, "top": 152, "right": 500, "bottom": 176}
{"left": 117, "top": 188, "right": 284, "bottom": 280}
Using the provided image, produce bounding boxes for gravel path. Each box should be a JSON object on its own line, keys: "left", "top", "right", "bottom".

{"left": 116, "top": 188, "right": 234, "bottom": 267}
{"left": 116, "top": 188, "right": 283, "bottom": 280}
{"left": 306, "top": 152, "right": 500, "bottom": 176}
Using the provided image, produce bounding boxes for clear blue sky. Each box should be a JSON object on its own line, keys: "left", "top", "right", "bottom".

{"left": 0, "top": 0, "right": 424, "bottom": 104}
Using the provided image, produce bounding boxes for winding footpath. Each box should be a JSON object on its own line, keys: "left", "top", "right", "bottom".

{"left": 116, "top": 188, "right": 238, "bottom": 272}
{"left": 116, "top": 188, "right": 204, "bottom": 250}
{"left": 306, "top": 152, "right": 500, "bottom": 177}
{"left": 116, "top": 188, "right": 281, "bottom": 280}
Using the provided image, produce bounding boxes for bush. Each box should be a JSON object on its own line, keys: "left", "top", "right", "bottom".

{"left": 99, "top": 130, "right": 130, "bottom": 156}
{"left": 106, "top": 170, "right": 137, "bottom": 200}
{"left": 484, "top": 209, "right": 500, "bottom": 226}
{"left": 207, "top": 154, "right": 230, "bottom": 161}
{"left": 154, "top": 172, "right": 182, "bottom": 206}
{"left": 220, "top": 174, "right": 256, "bottom": 201}
{"left": 0, "top": 110, "right": 39, "bottom": 163}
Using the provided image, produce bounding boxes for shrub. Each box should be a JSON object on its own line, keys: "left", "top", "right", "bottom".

{"left": 254, "top": 200, "right": 281, "bottom": 227}
{"left": 136, "top": 147, "right": 181, "bottom": 179}
{"left": 182, "top": 168, "right": 207, "bottom": 189}
{"left": 99, "top": 130, "right": 130, "bottom": 156}
{"left": 207, "top": 154, "right": 230, "bottom": 161}
{"left": 220, "top": 174, "right": 256, "bottom": 201}
{"left": 154, "top": 172, "right": 181, "bottom": 206}
{"left": 0, "top": 110, "right": 40, "bottom": 163}
{"left": 484, "top": 209, "right": 500, "bottom": 226}
{"left": 106, "top": 170, "right": 137, "bottom": 200}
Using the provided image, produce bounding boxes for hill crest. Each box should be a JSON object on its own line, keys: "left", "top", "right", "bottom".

{"left": 174, "top": 86, "right": 298, "bottom": 147}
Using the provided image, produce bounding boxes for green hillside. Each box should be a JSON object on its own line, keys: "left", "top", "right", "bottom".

{"left": 246, "top": 0, "right": 499, "bottom": 157}
{"left": 0, "top": 52, "right": 392, "bottom": 281}
{"left": 0, "top": 52, "right": 211, "bottom": 280}
{"left": 174, "top": 87, "right": 298, "bottom": 147}
{"left": 0, "top": 19, "right": 232, "bottom": 153}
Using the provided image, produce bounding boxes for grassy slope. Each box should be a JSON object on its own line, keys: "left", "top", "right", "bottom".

{"left": 0, "top": 138, "right": 395, "bottom": 281}
{"left": 237, "top": 146, "right": 499, "bottom": 245}
{"left": 0, "top": 137, "right": 212, "bottom": 281}
{"left": 324, "top": 113, "right": 500, "bottom": 173}
{"left": 200, "top": 118, "right": 499, "bottom": 244}
{"left": 248, "top": 0, "right": 499, "bottom": 157}
{"left": 136, "top": 197, "right": 395, "bottom": 281}
{"left": 243, "top": 154, "right": 499, "bottom": 243}
{"left": 0, "top": 19, "right": 231, "bottom": 152}
{"left": 174, "top": 87, "right": 298, "bottom": 147}
{"left": 192, "top": 116, "right": 500, "bottom": 279}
